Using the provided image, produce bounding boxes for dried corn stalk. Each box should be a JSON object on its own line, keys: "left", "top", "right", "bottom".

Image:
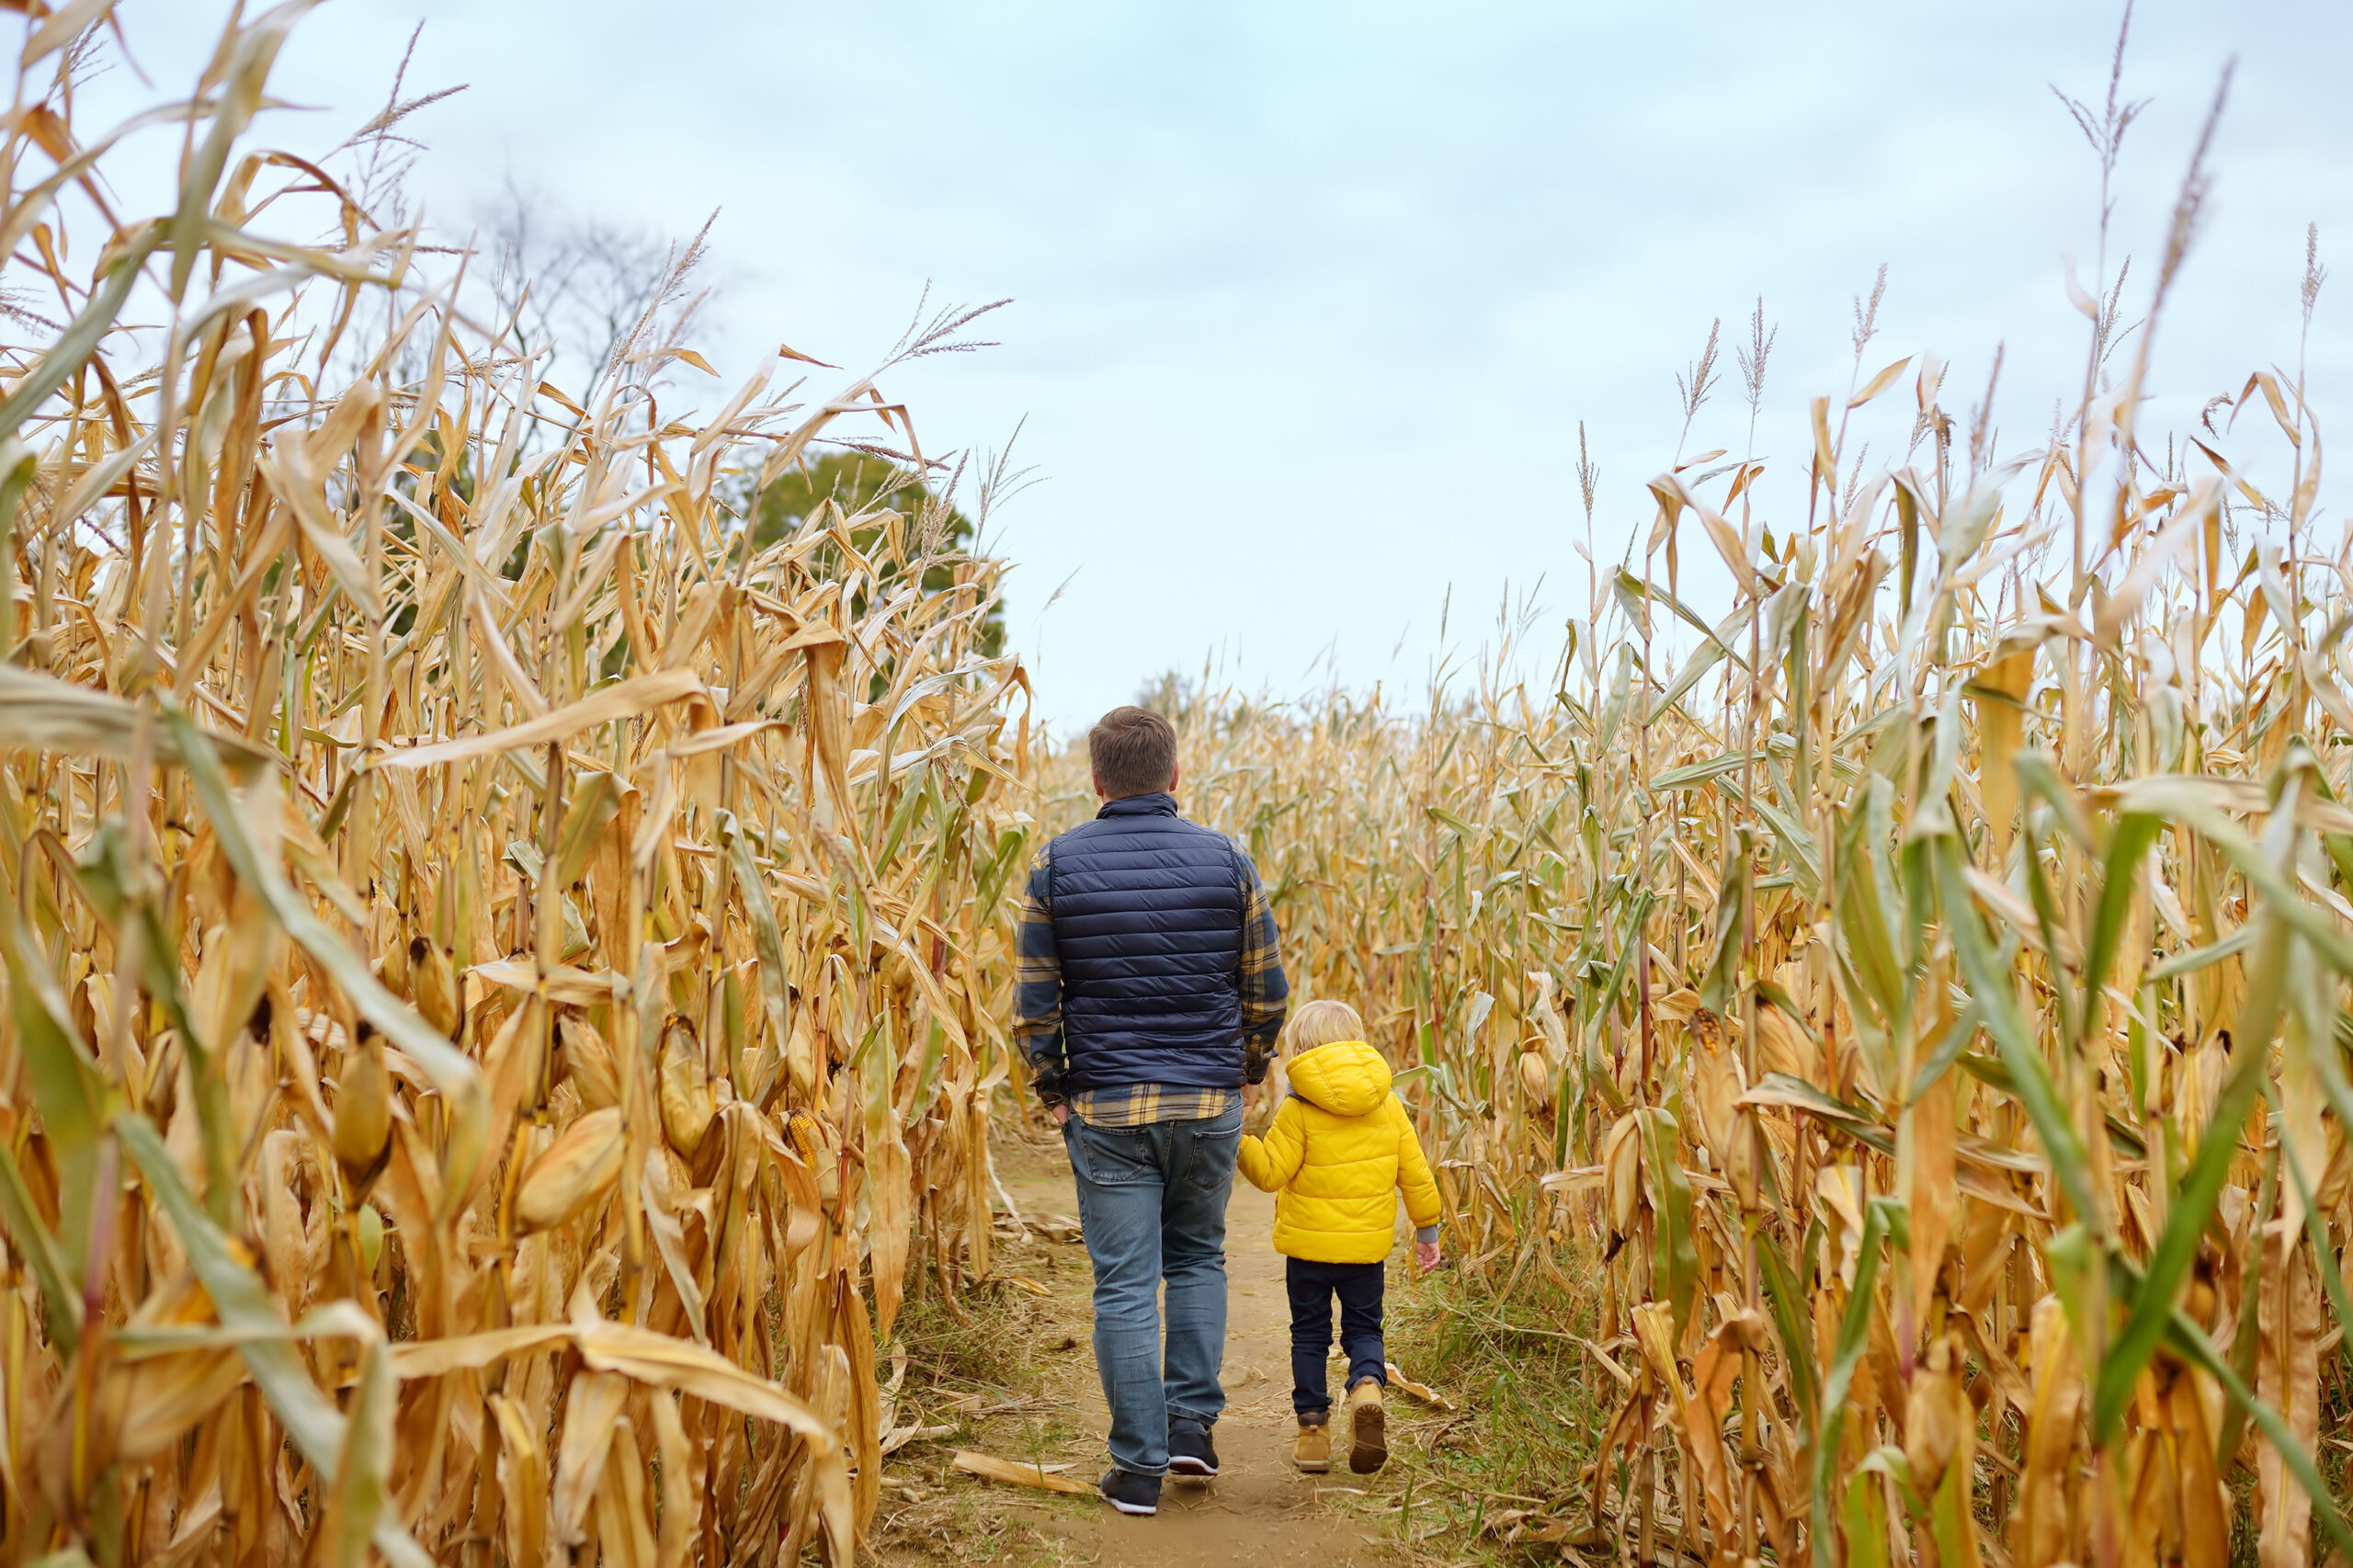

{"left": 1051, "top": 216, "right": 2353, "bottom": 1568}
{"left": 0, "top": 8, "right": 1031, "bottom": 1564}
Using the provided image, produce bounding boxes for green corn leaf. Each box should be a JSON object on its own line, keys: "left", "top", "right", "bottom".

{"left": 1594, "top": 645, "right": 1631, "bottom": 757}
{"left": 0, "top": 1135, "right": 79, "bottom": 1354}
{"left": 1841, "top": 1470, "right": 1891, "bottom": 1568}
{"left": 117, "top": 1113, "right": 345, "bottom": 1459}
{"left": 1812, "top": 1194, "right": 1906, "bottom": 1568}
{"left": 0, "top": 436, "right": 31, "bottom": 663}
{"left": 1908, "top": 994, "right": 1986, "bottom": 1103}
{"left": 1853, "top": 1445, "right": 1927, "bottom": 1527}
{"left": 1755, "top": 1225, "right": 1819, "bottom": 1429}
{"left": 2277, "top": 1098, "right": 2353, "bottom": 1374}
{"left": 1936, "top": 835, "right": 2097, "bottom": 1226}
{"left": 2117, "top": 778, "right": 2353, "bottom": 976}
{"left": 1, "top": 905, "right": 107, "bottom": 1267}
{"left": 721, "top": 811, "right": 794, "bottom": 1099}
{"left": 115, "top": 1112, "right": 432, "bottom": 1568}
{"left": 1894, "top": 476, "right": 1919, "bottom": 619}
{"left": 2146, "top": 925, "right": 2256, "bottom": 982}
{"left": 1836, "top": 791, "right": 1904, "bottom": 1031}
{"left": 875, "top": 761, "right": 933, "bottom": 869}
{"left": 2018, "top": 820, "right": 2078, "bottom": 1047}
{"left": 1699, "top": 841, "right": 1748, "bottom": 1013}
{"left": 1580, "top": 889, "right": 1656, "bottom": 1059}
{"left": 2094, "top": 761, "right": 2334, "bottom": 1433}
{"left": 1787, "top": 594, "right": 1812, "bottom": 806}
{"left": 1930, "top": 1436, "right": 1975, "bottom": 1565}
{"left": 973, "top": 824, "right": 1029, "bottom": 920}
{"left": 551, "top": 769, "right": 622, "bottom": 888}
{"left": 2216, "top": 1139, "right": 2278, "bottom": 1466}
{"left": 1637, "top": 1106, "right": 1699, "bottom": 1340}
{"left": 1745, "top": 1072, "right": 1894, "bottom": 1156}
{"left": 1615, "top": 569, "right": 1756, "bottom": 668}
{"left": 2079, "top": 812, "right": 2164, "bottom": 1040}
{"left": 1552, "top": 1059, "right": 1577, "bottom": 1168}
{"left": 330, "top": 1339, "right": 396, "bottom": 1568}
{"left": 1655, "top": 637, "right": 1730, "bottom": 719}
{"left": 2164, "top": 1305, "right": 2353, "bottom": 1563}
{"left": 2279, "top": 980, "right": 2353, "bottom": 1374}
{"left": 1753, "top": 794, "right": 1822, "bottom": 901}
{"left": 1651, "top": 750, "right": 1762, "bottom": 792}
{"left": 2010, "top": 750, "right": 2093, "bottom": 848}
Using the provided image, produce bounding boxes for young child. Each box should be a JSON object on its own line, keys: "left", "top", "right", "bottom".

{"left": 1237, "top": 999, "right": 1442, "bottom": 1475}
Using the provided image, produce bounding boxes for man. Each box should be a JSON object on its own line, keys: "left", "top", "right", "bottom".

{"left": 1014, "top": 705, "right": 1290, "bottom": 1517}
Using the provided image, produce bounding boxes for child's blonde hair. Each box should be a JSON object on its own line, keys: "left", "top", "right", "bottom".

{"left": 1285, "top": 999, "right": 1365, "bottom": 1054}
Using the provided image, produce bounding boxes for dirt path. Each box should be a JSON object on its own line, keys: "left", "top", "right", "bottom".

{"left": 992, "top": 1139, "right": 1403, "bottom": 1568}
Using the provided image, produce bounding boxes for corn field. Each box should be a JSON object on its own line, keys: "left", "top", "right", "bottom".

{"left": 0, "top": 7, "right": 1033, "bottom": 1566}
{"left": 1051, "top": 153, "right": 2353, "bottom": 1568}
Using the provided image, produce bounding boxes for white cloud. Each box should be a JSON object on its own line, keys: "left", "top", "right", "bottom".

{"left": 97, "top": 1, "right": 2353, "bottom": 727}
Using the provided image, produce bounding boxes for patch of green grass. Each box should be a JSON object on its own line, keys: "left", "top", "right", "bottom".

{"left": 870, "top": 1234, "right": 1097, "bottom": 1564}
{"left": 871, "top": 1484, "right": 1075, "bottom": 1567}
{"left": 1378, "top": 1248, "right": 1608, "bottom": 1561}
{"left": 892, "top": 1268, "right": 1063, "bottom": 1401}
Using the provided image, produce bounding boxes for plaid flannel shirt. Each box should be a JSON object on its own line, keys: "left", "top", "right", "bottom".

{"left": 1014, "top": 832, "right": 1287, "bottom": 1129}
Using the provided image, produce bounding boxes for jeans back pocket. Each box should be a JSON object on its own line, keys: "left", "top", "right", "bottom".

{"left": 1069, "top": 1120, "right": 1159, "bottom": 1187}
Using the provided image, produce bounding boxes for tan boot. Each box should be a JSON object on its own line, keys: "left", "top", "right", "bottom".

{"left": 1293, "top": 1418, "right": 1331, "bottom": 1473}
{"left": 1344, "top": 1379, "right": 1387, "bottom": 1473}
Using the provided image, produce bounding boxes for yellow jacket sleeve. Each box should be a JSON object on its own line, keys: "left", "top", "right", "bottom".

{"left": 1237, "top": 1099, "right": 1308, "bottom": 1193}
{"left": 1392, "top": 1099, "right": 1442, "bottom": 1231}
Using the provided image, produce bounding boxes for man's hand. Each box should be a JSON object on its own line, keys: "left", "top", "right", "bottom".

{"left": 1050, "top": 1103, "right": 1071, "bottom": 1127}
{"left": 1414, "top": 1239, "right": 1442, "bottom": 1273}
{"left": 1242, "top": 1081, "right": 1262, "bottom": 1116}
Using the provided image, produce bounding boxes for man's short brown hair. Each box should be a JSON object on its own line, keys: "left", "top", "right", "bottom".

{"left": 1088, "top": 706, "right": 1178, "bottom": 798}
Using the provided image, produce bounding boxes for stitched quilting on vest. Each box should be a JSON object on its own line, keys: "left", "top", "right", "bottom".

{"left": 1051, "top": 793, "right": 1247, "bottom": 1091}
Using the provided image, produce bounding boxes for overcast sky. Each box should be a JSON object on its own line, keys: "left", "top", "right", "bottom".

{"left": 98, "top": 2, "right": 2353, "bottom": 731}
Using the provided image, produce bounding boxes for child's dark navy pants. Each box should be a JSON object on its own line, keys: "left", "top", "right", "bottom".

{"left": 1285, "top": 1257, "right": 1385, "bottom": 1417}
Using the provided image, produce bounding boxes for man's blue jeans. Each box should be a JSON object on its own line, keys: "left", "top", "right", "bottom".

{"left": 1062, "top": 1103, "right": 1243, "bottom": 1476}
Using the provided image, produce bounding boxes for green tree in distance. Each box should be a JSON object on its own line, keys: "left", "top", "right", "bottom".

{"left": 743, "top": 450, "right": 1005, "bottom": 658}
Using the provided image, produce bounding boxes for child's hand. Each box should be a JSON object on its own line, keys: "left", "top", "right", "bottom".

{"left": 1415, "top": 1239, "right": 1441, "bottom": 1273}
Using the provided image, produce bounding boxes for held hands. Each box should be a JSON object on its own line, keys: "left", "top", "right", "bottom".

{"left": 1414, "top": 1239, "right": 1441, "bottom": 1273}
{"left": 1050, "top": 1103, "right": 1071, "bottom": 1127}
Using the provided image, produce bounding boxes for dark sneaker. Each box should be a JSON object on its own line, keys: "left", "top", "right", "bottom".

{"left": 1099, "top": 1468, "right": 1161, "bottom": 1516}
{"left": 1167, "top": 1415, "right": 1219, "bottom": 1478}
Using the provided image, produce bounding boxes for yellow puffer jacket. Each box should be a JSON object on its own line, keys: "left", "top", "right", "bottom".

{"left": 1237, "top": 1040, "right": 1443, "bottom": 1265}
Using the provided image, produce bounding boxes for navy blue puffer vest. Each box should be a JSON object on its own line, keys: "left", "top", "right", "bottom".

{"left": 1051, "top": 792, "right": 1246, "bottom": 1091}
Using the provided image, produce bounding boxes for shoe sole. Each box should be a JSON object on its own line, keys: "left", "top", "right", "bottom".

{"left": 1106, "top": 1498, "right": 1158, "bottom": 1516}
{"left": 1295, "top": 1457, "right": 1330, "bottom": 1473}
{"left": 1348, "top": 1403, "right": 1387, "bottom": 1474}
{"left": 1166, "top": 1457, "right": 1217, "bottom": 1478}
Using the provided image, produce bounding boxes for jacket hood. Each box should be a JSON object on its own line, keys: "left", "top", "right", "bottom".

{"left": 1285, "top": 1040, "right": 1392, "bottom": 1117}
